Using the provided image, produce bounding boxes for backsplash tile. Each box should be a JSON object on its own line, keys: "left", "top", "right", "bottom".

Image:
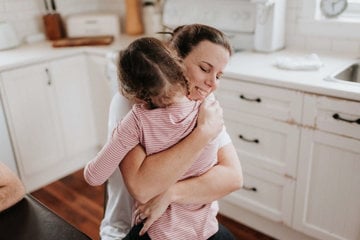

{"left": 0, "top": 0, "right": 359, "bottom": 55}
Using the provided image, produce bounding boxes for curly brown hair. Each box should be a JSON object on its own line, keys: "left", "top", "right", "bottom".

{"left": 118, "top": 37, "right": 188, "bottom": 109}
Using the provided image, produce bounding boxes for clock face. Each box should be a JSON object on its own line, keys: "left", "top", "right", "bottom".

{"left": 320, "top": 0, "right": 348, "bottom": 18}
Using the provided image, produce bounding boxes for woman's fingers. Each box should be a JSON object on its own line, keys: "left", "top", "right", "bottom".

{"left": 134, "top": 208, "right": 147, "bottom": 224}
{"left": 198, "top": 97, "right": 224, "bottom": 140}
{"left": 139, "top": 216, "right": 154, "bottom": 236}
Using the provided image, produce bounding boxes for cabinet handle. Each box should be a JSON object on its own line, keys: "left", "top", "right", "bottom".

{"left": 239, "top": 94, "right": 261, "bottom": 103}
{"left": 238, "top": 134, "right": 259, "bottom": 144}
{"left": 333, "top": 113, "right": 360, "bottom": 124}
{"left": 45, "top": 68, "right": 52, "bottom": 85}
{"left": 243, "top": 186, "right": 257, "bottom": 192}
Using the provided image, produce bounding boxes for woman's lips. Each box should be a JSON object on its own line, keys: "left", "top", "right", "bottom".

{"left": 196, "top": 87, "right": 209, "bottom": 98}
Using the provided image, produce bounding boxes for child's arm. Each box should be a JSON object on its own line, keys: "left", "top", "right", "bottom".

{"left": 84, "top": 110, "right": 139, "bottom": 186}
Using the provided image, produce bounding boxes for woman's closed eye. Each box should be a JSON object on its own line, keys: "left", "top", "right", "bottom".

{"left": 200, "top": 65, "right": 210, "bottom": 73}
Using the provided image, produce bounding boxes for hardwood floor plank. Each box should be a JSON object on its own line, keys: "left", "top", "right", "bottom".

{"left": 32, "top": 169, "right": 277, "bottom": 240}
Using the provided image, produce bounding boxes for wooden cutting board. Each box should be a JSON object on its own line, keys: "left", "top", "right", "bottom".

{"left": 52, "top": 35, "right": 114, "bottom": 47}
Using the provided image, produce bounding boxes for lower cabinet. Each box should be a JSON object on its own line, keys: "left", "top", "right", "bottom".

{"left": 217, "top": 77, "right": 360, "bottom": 240}
{"left": 223, "top": 163, "right": 296, "bottom": 225}
{"left": 293, "top": 95, "right": 360, "bottom": 240}
{"left": 294, "top": 129, "right": 360, "bottom": 240}
{"left": 86, "top": 54, "right": 113, "bottom": 146}
{"left": 0, "top": 54, "right": 99, "bottom": 192}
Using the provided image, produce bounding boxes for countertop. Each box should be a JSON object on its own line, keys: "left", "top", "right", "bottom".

{"left": 0, "top": 35, "right": 359, "bottom": 101}
{"left": 0, "top": 195, "right": 91, "bottom": 240}
{"left": 225, "top": 50, "right": 360, "bottom": 101}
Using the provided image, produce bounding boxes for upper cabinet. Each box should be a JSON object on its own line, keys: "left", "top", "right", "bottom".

{"left": 0, "top": 54, "right": 99, "bottom": 192}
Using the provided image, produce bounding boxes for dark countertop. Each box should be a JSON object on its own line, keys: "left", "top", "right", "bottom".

{"left": 0, "top": 195, "right": 91, "bottom": 240}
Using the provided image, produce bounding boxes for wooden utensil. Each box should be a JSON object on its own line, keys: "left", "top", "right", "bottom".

{"left": 52, "top": 35, "right": 114, "bottom": 47}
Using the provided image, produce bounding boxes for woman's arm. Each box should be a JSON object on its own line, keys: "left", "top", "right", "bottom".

{"left": 0, "top": 162, "right": 25, "bottom": 212}
{"left": 134, "top": 143, "right": 243, "bottom": 235}
{"left": 120, "top": 125, "right": 214, "bottom": 203}
{"left": 120, "top": 98, "right": 243, "bottom": 204}
{"left": 169, "top": 142, "right": 243, "bottom": 204}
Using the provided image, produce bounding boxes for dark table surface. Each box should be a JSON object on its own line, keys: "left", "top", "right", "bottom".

{"left": 0, "top": 194, "right": 91, "bottom": 240}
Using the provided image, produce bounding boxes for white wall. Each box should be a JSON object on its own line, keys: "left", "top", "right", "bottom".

{"left": 286, "top": 0, "right": 360, "bottom": 55}
{"left": 0, "top": 0, "right": 359, "bottom": 55}
{"left": 0, "top": 0, "right": 119, "bottom": 42}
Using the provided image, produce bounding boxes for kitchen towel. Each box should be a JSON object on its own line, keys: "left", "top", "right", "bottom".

{"left": 275, "top": 53, "right": 323, "bottom": 71}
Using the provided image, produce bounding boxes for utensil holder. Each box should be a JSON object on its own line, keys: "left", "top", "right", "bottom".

{"left": 124, "top": 0, "right": 144, "bottom": 35}
{"left": 43, "top": 13, "right": 65, "bottom": 40}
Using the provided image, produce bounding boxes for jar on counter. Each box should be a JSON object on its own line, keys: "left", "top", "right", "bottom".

{"left": 142, "top": 1, "right": 163, "bottom": 38}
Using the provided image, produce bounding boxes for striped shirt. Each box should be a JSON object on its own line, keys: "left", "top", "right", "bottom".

{"left": 84, "top": 98, "right": 231, "bottom": 239}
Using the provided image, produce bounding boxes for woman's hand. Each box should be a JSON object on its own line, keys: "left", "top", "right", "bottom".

{"left": 197, "top": 97, "right": 224, "bottom": 141}
{"left": 134, "top": 189, "right": 173, "bottom": 236}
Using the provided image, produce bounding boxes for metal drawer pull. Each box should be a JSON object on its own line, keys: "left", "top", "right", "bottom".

{"left": 45, "top": 68, "right": 52, "bottom": 86}
{"left": 239, "top": 134, "right": 259, "bottom": 144}
{"left": 333, "top": 113, "right": 360, "bottom": 124}
{"left": 239, "top": 94, "right": 261, "bottom": 103}
{"left": 243, "top": 186, "right": 257, "bottom": 192}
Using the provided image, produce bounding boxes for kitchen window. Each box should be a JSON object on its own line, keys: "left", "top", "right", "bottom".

{"left": 341, "top": 0, "right": 360, "bottom": 18}
{"left": 298, "top": 0, "right": 360, "bottom": 38}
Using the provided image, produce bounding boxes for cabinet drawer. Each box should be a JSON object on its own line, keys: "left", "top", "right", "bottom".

{"left": 216, "top": 78, "right": 303, "bottom": 123}
{"left": 303, "top": 95, "right": 360, "bottom": 139}
{"left": 224, "top": 109, "right": 300, "bottom": 177}
{"left": 222, "top": 163, "right": 295, "bottom": 225}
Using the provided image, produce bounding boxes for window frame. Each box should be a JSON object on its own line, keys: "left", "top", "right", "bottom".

{"left": 298, "top": 0, "right": 360, "bottom": 39}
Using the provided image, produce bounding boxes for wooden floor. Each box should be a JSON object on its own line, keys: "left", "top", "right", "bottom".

{"left": 31, "top": 169, "right": 276, "bottom": 240}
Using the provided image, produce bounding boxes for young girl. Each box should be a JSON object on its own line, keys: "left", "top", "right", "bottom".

{"left": 84, "top": 37, "right": 231, "bottom": 239}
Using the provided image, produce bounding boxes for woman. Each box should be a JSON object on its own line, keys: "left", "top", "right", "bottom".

{"left": 101, "top": 24, "right": 243, "bottom": 240}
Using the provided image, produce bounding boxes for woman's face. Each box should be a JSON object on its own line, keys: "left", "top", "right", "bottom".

{"left": 184, "top": 40, "right": 230, "bottom": 101}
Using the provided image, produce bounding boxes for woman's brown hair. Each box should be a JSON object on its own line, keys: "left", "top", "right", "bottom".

{"left": 168, "top": 24, "right": 233, "bottom": 59}
{"left": 118, "top": 37, "right": 188, "bottom": 108}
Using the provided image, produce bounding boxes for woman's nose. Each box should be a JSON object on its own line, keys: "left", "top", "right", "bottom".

{"left": 205, "top": 75, "right": 217, "bottom": 86}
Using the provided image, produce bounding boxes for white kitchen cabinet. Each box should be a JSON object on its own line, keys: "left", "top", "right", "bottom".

{"left": 86, "top": 54, "right": 113, "bottom": 146}
{"left": 216, "top": 78, "right": 302, "bottom": 226}
{"left": 0, "top": 54, "right": 98, "bottom": 192}
{"left": 217, "top": 77, "right": 360, "bottom": 240}
{"left": 294, "top": 95, "right": 360, "bottom": 240}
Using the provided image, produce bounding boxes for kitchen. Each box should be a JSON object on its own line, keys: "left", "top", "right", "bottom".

{"left": 0, "top": 0, "right": 359, "bottom": 240}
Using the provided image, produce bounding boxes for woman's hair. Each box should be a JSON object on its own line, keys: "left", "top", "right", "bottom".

{"left": 118, "top": 37, "right": 188, "bottom": 109}
{"left": 168, "top": 24, "right": 233, "bottom": 59}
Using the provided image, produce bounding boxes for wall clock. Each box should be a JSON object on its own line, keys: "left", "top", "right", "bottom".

{"left": 320, "top": 0, "right": 348, "bottom": 18}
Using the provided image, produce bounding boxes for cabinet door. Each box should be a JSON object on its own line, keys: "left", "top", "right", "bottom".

{"left": 294, "top": 129, "right": 360, "bottom": 240}
{"left": 0, "top": 63, "right": 65, "bottom": 191}
{"left": 50, "top": 55, "right": 98, "bottom": 163}
{"left": 86, "top": 55, "right": 113, "bottom": 145}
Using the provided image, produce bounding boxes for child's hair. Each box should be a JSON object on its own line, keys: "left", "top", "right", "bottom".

{"left": 168, "top": 24, "right": 233, "bottom": 59}
{"left": 118, "top": 37, "right": 188, "bottom": 109}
